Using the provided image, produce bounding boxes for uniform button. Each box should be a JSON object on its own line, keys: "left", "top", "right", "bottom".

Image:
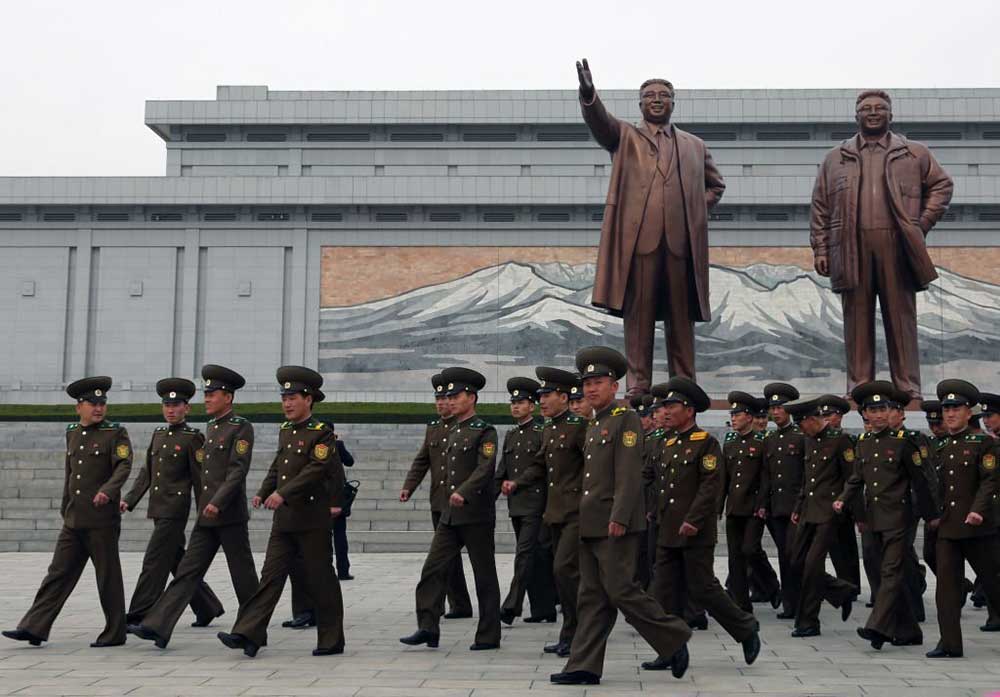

{"left": 440, "top": 481, "right": 445, "bottom": 485}
{"left": 549, "top": 467, "right": 554, "bottom": 472}
{"left": 177, "top": 491, "right": 182, "bottom": 495}
{"left": 79, "top": 446, "right": 84, "bottom": 450}
{"left": 214, "top": 425, "right": 218, "bottom": 430}
{"left": 585, "top": 473, "right": 590, "bottom": 478}
{"left": 205, "top": 470, "right": 209, "bottom": 475}
{"left": 550, "top": 482, "right": 554, "bottom": 487}
{"left": 309, "top": 496, "right": 315, "bottom": 501}
{"left": 284, "top": 459, "right": 289, "bottom": 464}
{"left": 293, "top": 430, "right": 297, "bottom": 435}
{"left": 75, "top": 489, "right": 80, "bottom": 494}
{"left": 660, "top": 489, "right": 665, "bottom": 494}
{"left": 777, "top": 474, "right": 782, "bottom": 478}
{"left": 669, "top": 498, "right": 675, "bottom": 504}
{"left": 735, "top": 484, "right": 740, "bottom": 489}
{"left": 949, "top": 470, "right": 954, "bottom": 475}
{"left": 297, "top": 449, "right": 302, "bottom": 454}
{"left": 873, "top": 482, "right": 878, "bottom": 487}
{"left": 204, "top": 486, "right": 208, "bottom": 490}
{"left": 76, "top": 474, "right": 81, "bottom": 479}
{"left": 281, "top": 475, "right": 287, "bottom": 480}
{"left": 810, "top": 478, "right": 815, "bottom": 482}
{"left": 154, "top": 486, "right": 158, "bottom": 491}
{"left": 587, "top": 455, "right": 591, "bottom": 459}
{"left": 949, "top": 485, "right": 954, "bottom": 490}
{"left": 451, "top": 486, "right": 455, "bottom": 490}
{"left": 874, "top": 496, "right": 878, "bottom": 502}
{"left": 584, "top": 490, "right": 590, "bottom": 496}
{"left": 950, "top": 501, "right": 956, "bottom": 507}
{"left": 78, "top": 460, "right": 82, "bottom": 464}
{"left": 737, "top": 472, "right": 742, "bottom": 477}
{"left": 809, "top": 492, "right": 814, "bottom": 496}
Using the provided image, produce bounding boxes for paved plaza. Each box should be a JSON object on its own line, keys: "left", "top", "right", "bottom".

{"left": 0, "top": 552, "right": 998, "bottom": 696}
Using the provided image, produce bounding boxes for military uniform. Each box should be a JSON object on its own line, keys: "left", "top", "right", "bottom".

{"left": 401, "top": 374, "right": 472, "bottom": 618}
{"left": 720, "top": 392, "right": 779, "bottom": 612}
{"left": 219, "top": 366, "right": 344, "bottom": 657}
{"left": 136, "top": 365, "right": 259, "bottom": 647}
{"left": 929, "top": 381, "right": 1000, "bottom": 658}
{"left": 554, "top": 350, "right": 692, "bottom": 686}
{"left": 5, "top": 377, "right": 131, "bottom": 647}
{"left": 404, "top": 368, "right": 502, "bottom": 650}
{"left": 641, "top": 423, "right": 666, "bottom": 588}
{"left": 762, "top": 382, "right": 805, "bottom": 616}
{"left": 838, "top": 381, "right": 938, "bottom": 649}
{"left": 920, "top": 399, "right": 945, "bottom": 578}
{"left": 785, "top": 399, "right": 859, "bottom": 635}
{"left": 649, "top": 379, "right": 759, "bottom": 657}
{"left": 817, "top": 395, "right": 862, "bottom": 589}
{"left": 122, "top": 378, "right": 223, "bottom": 625}
{"left": 517, "top": 367, "right": 588, "bottom": 654}
{"left": 497, "top": 377, "right": 557, "bottom": 623}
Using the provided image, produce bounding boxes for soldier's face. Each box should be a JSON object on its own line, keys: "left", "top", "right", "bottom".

{"left": 942, "top": 404, "right": 971, "bottom": 433}
{"left": 662, "top": 402, "right": 695, "bottom": 430}
{"left": 652, "top": 406, "right": 668, "bottom": 429}
{"left": 864, "top": 405, "right": 890, "bottom": 431}
{"left": 203, "top": 389, "right": 233, "bottom": 417}
{"left": 75, "top": 400, "right": 105, "bottom": 426}
{"left": 434, "top": 395, "right": 452, "bottom": 418}
{"left": 447, "top": 391, "right": 477, "bottom": 417}
{"left": 162, "top": 401, "right": 189, "bottom": 425}
{"left": 825, "top": 413, "right": 843, "bottom": 429}
{"left": 510, "top": 399, "right": 534, "bottom": 421}
{"left": 983, "top": 413, "right": 1000, "bottom": 437}
{"left": 888, "top": 408, "right": 905, "bottom": 429}
{"left": 582, "top": 376, "right": 617, "bottom": 409}
{"left": 639, "top": 82, "right": 673, "bottom": 124}
{"left": 730, "top": 411, "right": 753, "bottom": 432}
{"left": 769, "top": 406, "right": 789, "bottom": 426}
{"left": 281, "top": 393, "right": 313, "bottom": 422}
{"left": 856, "top": 96, "right": 892, "bottom": 135}
{"left": 570, "top": 399, "right": 591, "bottom": 418}
{"left": 798, "top": 415, "right": 825, "bottom": 438}
{"left": 928, "top": 421, "right": 947, "bottom": 438}
{"left": 539, "top": 391, "right": 568, "bottom": 418}
{"left": 640, "top": 414, "right": 655, "bottom": 432}
{"left": 751, "top": 415, "right": 768, "bottom": 431}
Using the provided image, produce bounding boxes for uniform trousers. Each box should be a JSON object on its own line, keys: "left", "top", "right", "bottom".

{"left": 430, "top": 510, "right": 472, "bottom": 616}
{"left": 501, "top": 514, "right": 557, "bottom": 618}
{"left": 789, "top": 520, "right": 858, "bottom": 630}
{"left": 726, "top": 515, "right": 780, "bottom": 612}
{"left": 865, "top": 527, "right": 921, "bottom": 641}
{"left": 550, "top": 519, "right": 581, "bottom": 644}
{"left": 767, "top": 515, "right": 801, "bottom": 613}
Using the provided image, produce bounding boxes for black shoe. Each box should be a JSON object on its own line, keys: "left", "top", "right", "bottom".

{"left": 469, "top": 642, "right": 499, "bottom": 651}
{"left": 338, "top": 573, "right": 354, "bottom": 581}
{"left": 865, "top": 600, "right": 874, "bottom": 608}
{"left": 687, "top": 615, "right": 708, "bottom": 630}
{"left": 770, "top": 590, "right": 782, "bottom": 610}
{"left": 891, "top": 635, "right": 922, "bottom": 646}
{"left": 973, "top": 597, "right": 987, "bottom": 609}
{"left": 2, "top": 629, "right": 43, "bottom": 646}
{"left": 217, "top": 632, "right": 259, "bottom": 658}
{"left": 961, "top": 578, "right": 974, "bottom": 608}
{"left": 89, "top": 639, "right": 126, "bottom": 647}
{"left": 791, "top": 626, "right": 820, "bottom": 638}
{"left": 399, "top": 629, "right": 439, "bottom": 648}
{"left": 443, "top": 610, "right": 473, "bottom": 619}
{"left": 543, "top": 640, "right": 564, "bottom": 654}
{"left": 856, "top": 627, "right": 888, "bottom": 650}
{"left": 776, "top": 610, "right": 795, "bottom": 620}
{"left": 841, "top": 598, "right": 853, "bottom": 623}
{"left": 749, "top": 591, "right": 767, "bottom": 603}
{"left": 671, "top": 644, "right": 690, "bottom": 679}
{"left": 129, "top": 625, "right": 168, "bottom": 649}
{"left": 927, "top": 647, "right": 962, "bottom": 658}
{"left": 742, "top": 630, "right": 761, "bottom": 665}
{"left": 981, "top": 623, "right": 1000, "bottom": 632}
{"left": 499, "top": 609, "right": 517, "bottom": 626}
{"left": 524, "top": 613, "right": 557, "bottom": 623}
{"left": 281, "top": 612, "right": 316, "bottom": 629}
{"left": 191, "top": 611, "right": 224, "bottom": 628}
{"left": 556, "top": 641, "right": 572, "bottom": 657}
{"left": 312, "top": 641, "right": 345, "bottom": 656}
{"left": 550, "top": 670, "right": 600, "bottom": 685}
{"left": 641, "top": 655, "right": 672, "bottom": 670}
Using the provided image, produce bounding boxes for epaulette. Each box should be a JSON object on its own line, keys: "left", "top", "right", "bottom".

{"left": 532, "top": 423, "right": 544, "bottom": 432}
{"left": 544, "top": 417, "right": 553, "bottom": 425}
{"left": 155, "top": 425, "right": 167, "bottom": 432}
{"left": 649, "top": 428, "right": 665, "bottom": 440}
{"left": 280, "top": 421, "right": 292, "bottom": 429}
{"left": 764, "top": 430, "right": 775, "bottom": 438}
{"left": 725, "top": 431, "right": 738, "bottom": 443}
{"left": 859, "top": 432, "right": 872, "bottom": 441}
{"left": 689, "top": 431, "right": 708, "bottom": 441}
{"left": 611, "top": 406, "right": 627, "bottom": 416}
{"left": 828, "top": 427, "right": 843, "bottom": 436}
{"left": 228, "top": 415, "right": 247, "bottom": 424}
{"left": 182, "top": 426, "right": 199, "bottom": 434}
{"left": 754, "top": 431, "right": 767, "bottom": 441}
{"left": 892, "top": 429, "right": 908, "bottom": 440}
{"left": 99, "top": 422, "right": 121, "bottom": 430}
{"left": 567, "top": 415, "right": 584, "bottom": 424}
{"left": 468, "top": 417, "right": 488, "bottom": 430}
{"left": 965, "top": 433, "right": 989, "bottom": 443}
{"left": 307, "top": 420, "right": 326, "bottom": 430}
{"left": 66, "top": 423, "right": 79, "bottom": 431}
{"left": 428, "top": 418, "right": 440, "bottom": 427}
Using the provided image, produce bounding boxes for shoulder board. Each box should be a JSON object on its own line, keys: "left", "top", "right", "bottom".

{"left": 543, "top": 417, "right": 553, "bottom": 425}
{"left": 650, "top": 428, "right": 665, "bottom": 439}
{"left": 66, "top": 423, "right": 79, "bottom": 431}
{"left": 566, "top": 415, "right": 584, "bottom": 424}
{"left": 155, "top": 425, "right": 167, "bottom": 432}
{"left": 307, "top": 421, "right": 326, "bottom": 430}
{"left": 611, "top": 406, "right": 627, "bottom": 416}
{"left": 859, "top": 432, "right": 871, "bottom": 441}
{"left": 468, "top": 418, "right": 488, "bottom": 430}
{"left": 965, "top": 433, "right": 988, "bottom": 443}
{"left": 666, "top": 436, "right": 678, "bottom": 446}
{"left": 280, "top": 421, "right": 292, "bottom": 429}
{"left": 892, "top": 429, "right": 907, "bottom": 440}
{"left": 428, "top": 418, "right": 440, "bottom": 427}
{"left": 228, "top": 415, "right": 247, "bottom": 424}
{"left": 828, "top": 427, "right": 843, "bottom": 436}
{"left": 532, "top": 424, "right": 544, "bottom": 432}
{"left": 725, "top": 431, "right": 738, "bottom": 443}
{"left": 689, "top": 431, "right": 708, "bottom": 441}
{"left": 754, "top": 431, "right": 767, "bottom": 441}
{"left": 99, "top": 422, "right": 120, "bottom": 430}
{"left": 907, "top": 429, "right": 921, "bottom": 438}
{"left": 182, "top": 426, "right": 199, "bottom": 434}
{"left": 764, "top": 430, "right": 775, "bottom": 438}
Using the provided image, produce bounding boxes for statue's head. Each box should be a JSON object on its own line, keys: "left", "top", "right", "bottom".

{"left": 855, "top": 89, "right": 893, "bottom": 137}
{"left": 639, "top": 78, "right": 675, "bottom": 125}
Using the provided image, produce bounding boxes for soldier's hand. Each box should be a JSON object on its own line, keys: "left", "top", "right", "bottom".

{"left": 678, "top": 521, "right": 699, "bottom": 537}
{"left": 755, "top": 508, "right": 767, "bottom": 519}
{"left": 608, "top": 521, "right": 627, "bottom": 537}
{"left": 814, "top": 254, "right": 830, "bottom": 277}
{"left": 250, "top": 497, "right": 262, "bottom": 509}
{"left": 501, "top": 480, "right": 517, "bottom": 496}
{"left": 646, "top": 512, "right": 655, "bottom": 522}
{"left": 449, "top": 492, "right": 465, "bottom": 507}
{"left": 331, "top": 507, "right": 343, "bottom": 518}
{"left": 264, "top": 492, "right": 285, "bottom": 510}
{"left": 832, "top": 500, "right": 844, "bottom": 514}
{"left": 118, "top": 500, "right": 129, "bottom": 514}
{"left": 93, "top": 491, "right": 110, "bottom": 507}
{"left": 965, "top": 512, "right": 983, "bottom": 526}
{"left": 399, "top": 489, "right": 411, "bottom": 502}
{"left": 203, "top": 503, "right": 220, "bottom": 518}
{"left": 928, "top": 517, "right": 941, "bottom": 530}
{"left": 790, "top": 512, "right": 800, "bottom": 525}
{"left": 576, "top": 58, "right": 595, "bottom": 101}
{"left": 856, "top": 521, "right": 866, "bottom": 533}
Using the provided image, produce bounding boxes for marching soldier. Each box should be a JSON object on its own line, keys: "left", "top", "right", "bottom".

{"left": 218, "top": 366, "right": 344, "bottom": 657}
{"left": 551, "top": 348, "right": 692, "bottom": 686}
{"left": 131, "top": 364, "right": 258, "bottom": 648}
{"left": 817, "top": 394, "right": 861, "bottom": 589}
{"left": 401, "top": 368, "right": 502, "bottom": 651}
{"left": 762, "top": 382, "right": 806, "bottom": 619}
{"left": 721, "top": 391, "right": 780, "bottom": 613}
{"left": 3, "top": 377, "right": 131, "bottom": 647}
{"left": 927, "top": 380, "right": 1000, "bottom": 657}
{"left": 505, "top": 367, "right": 587, "bottom": 657}
{"left": 568, "top": 375, "right": 592, "bottom": 419}
{"left": 497, "top": 377, "right": 557, "bottom": 625}
{"left": 785, "top": 398, "right": 860, "bottom": 636}
{"left": 400, "top": 374, "right": 473, "bottom": 619}
{"left": 121, "top": 378, "right": 224, "bottom": 626}
{"left": 643, "top": 378, "right": 761, "bottom": 672}
{"left": 633, "top": 394, "right": 657, "bottom": 587}
{"left": 834, "top": 380, "right": 939, "bottom": 650}
{"left": 979, "top": 391, "right": 1000, "bottom": 632}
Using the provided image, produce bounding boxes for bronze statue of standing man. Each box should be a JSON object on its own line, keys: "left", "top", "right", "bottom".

{"left": 577, "top": 59, "right": 725, "bottom": 397}
{"left": 810, "top": 90, "right": 953, "bottom": 400}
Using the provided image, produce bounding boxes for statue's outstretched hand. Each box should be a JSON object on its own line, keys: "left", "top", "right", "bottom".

{"left": 576, "top": 58, "right": 595, "bottom": 101}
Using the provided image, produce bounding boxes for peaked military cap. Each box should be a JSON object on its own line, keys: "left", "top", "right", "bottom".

{"left": 817, "top": 394, "right": 851, "bottom": 416}
{"left": 575, "top": 346, "right": 627, "bottom": 380}
{"left": 201, "top": 364, "right": 246, "bottom": 393}
{"left": 630, "top": 394, "right": 655, "bottom": 417}
{"left": 431, "top": 373, "right": 447, "bottom": 397}
{"left": 568, "top": 373, "right": 585, "bottom": 400}
{"left": 784, "top": 397, "right": 822, "bottom": 421}
{"left": 727, "top": 390, "right": 758, "bottom": 414}
{"left": 851, "top": 380, "right": 896, "bottom": 409}
{"left": 980, "top": 393, "right": 1000, "bottom": 416}
{"left": 277, "top": 365, "right": 325, "bottom": 402}
{"left": 535, "top": 366, "right": 578, "bottom": 395}
{"left": 888, "top": 387, "right": 911, "bottom": 409}
{"left": 920, "top": 399, "right": 942, "bottom": 422}
{"left": 67, "top": 376, "right": 112, "bottom": 404}
{"left": 156, "top": 377, "right": 196, "bottom": 404}
{"left": 751, "top": 397, "right": 769, "bottom": 418}
{"left": 507, "top": 377, "right": 540, "bottom": 403}
{"left": 764, "top": 382, "right": 799, "bottom": 406}
{"left": 651, "top": 376, "right": 711, "bottom": 413}
{"left": 937, "top": 379, "right": 980, "bottom": 407}
{"left": 441, "top": 367, "right": 486, "bottom": 396}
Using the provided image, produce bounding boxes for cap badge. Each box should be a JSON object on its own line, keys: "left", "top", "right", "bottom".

{"left": 436, "top": 385, "right": 443, "bottom": 392}
{"left": 731, "top": 402, "right": 737, "bottom": 409}
{"left": 284, "top": 382, "right": 291, "bottom": 389}
{"left": 570, "top": 387, "right": 578, "bottom": 394}
{"left": 947, "top": 393, "right": 955, "bottom": 400}
{"left": 772, "top": 394, "right": 779, "bottom": 401}
{"left": 586, "top": 364, "right": 595, "bottom": 372}
{"left": 205, "top": 380, "right": 212, "bottom": 387}
{"left": 94, "top": 389, "right": 103, "bottom": 397}
{"left": 168, "top": 391, "right": 177, "bottom": 399}
{"left": 513, "top": 389, "right": 520, "bottom": 396}
{"left": 873, "top": 394, "right": 881, "bottom": 402}
{"left": 447, "top": 383, "right": 454, "bottom": 390}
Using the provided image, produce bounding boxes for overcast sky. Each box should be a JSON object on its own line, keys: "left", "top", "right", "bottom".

{"left": 2, "top": 0, "right": 998, "bottom": 176}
